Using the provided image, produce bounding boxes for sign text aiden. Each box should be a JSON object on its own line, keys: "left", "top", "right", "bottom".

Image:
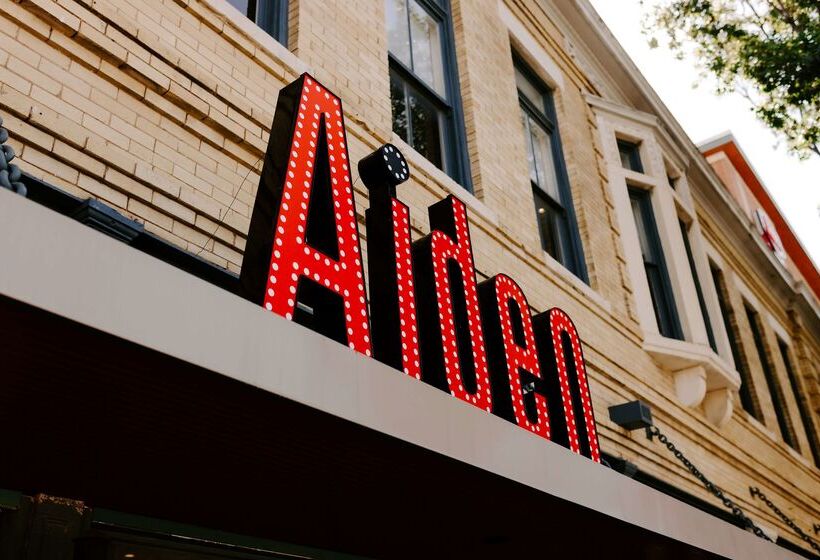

{"left": 239, "top": 73, "right": 600, "bottom": 462}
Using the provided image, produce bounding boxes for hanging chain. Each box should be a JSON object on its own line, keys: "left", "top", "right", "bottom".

{"left": 646, "top": 425, "right": 772, "bottom": 542}
{"left": 749, "top": 486, "right": 820, "bottom": 554}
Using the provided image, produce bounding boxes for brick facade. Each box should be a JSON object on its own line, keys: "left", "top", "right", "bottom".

{"left": 0, "top": 0, "right": 817, "bottom": 553}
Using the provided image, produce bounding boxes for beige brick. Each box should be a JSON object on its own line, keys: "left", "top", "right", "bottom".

{"left": 104, "top": 167, "right": 152, "bottom": 202}
{"left": 127, "top": 197, "right": 173, "bottom": 230}
{"left": 76, "top": 20, "right": 127, "bottom": 63}
{"left": 53, "top": 139, "right": 105, "bottom": 177}
{"left": 82, "top": 114, "right": 129, "bottom": 149}
{"left": 77, "top": 172, "right": 128, "bottom": 208}
{"left": 134, "top": 161, "right": 181, "bottom": 198}
{"left": 125, "top": 51, "right": 171, "bottom": 92}
{"left": 153, "top": 191, "right": 195, "bottom": 223}
{"left": 0, "top": 1, "right": 51, "bottom": 39}
{"left": 105, "top": 24, "right": 150, "bottom": 63}
{"left": 23, "top": 145, "right": 79, "bottom": 183}
{"left": 55, "top": 0, "right": 105, "bottom": 32}
{"left": 99, "top": 60, "right": 145, "bottom": 97}
{"left": 32, "top": 84, "right": 83, "bottom": 123}
{"left": 141, "top": 214, "right": 188, "bottom": 241}
{"left": 0, "top": 66, "right": 33, "bottom": 98}
{"left": 61, "top": 86, "right": 108, "bottom": 122}
{"left": 86, "top": 134, "right": 138, "bottom": 174}
{"left": 2, "top": 112, "right": 54, "bottom": 151}
{"left": 49, "top": 29, "right": 102, "bottom": 70}
{"left": 22, "top": 0, "right": 80, "bottom": 33}
{"left": 29, "top": 103, "right": 88, "bottom": 147}
{"left": 111, "top": 114, "right": 155, "bottom": 150}
{"left": 166, "top": 81, "right": 209, "bottom": 117}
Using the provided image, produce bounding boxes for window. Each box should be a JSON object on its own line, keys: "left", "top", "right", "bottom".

{"left": 618, "top": 140, "right": 643, "bottom": 173}
{"left": 778, "top": 338, "right": 820, "bottom": 466}
{"left": 679, "top": 220, "right": 716, "bottom": 352}
{"left": 710, "top": 263, "right": 761, "bottom": 419}
{"left": 744, "top": 303, "right": 798, "bottom": 449}
{"left": 386, "top": 0, "right": 470, "bottom": 187}
{"left": 226, "top": 0, "right": 288, "bottom": 45}
{"left": 629, "top": 188, "right": 682, "bottom": 339}
{"left": 515, "top": 59, "right": 586, "bottom": 280}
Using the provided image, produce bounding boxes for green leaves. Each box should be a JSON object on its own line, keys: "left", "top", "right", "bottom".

{"left": 643, "top": 0, "right": 820, "bottom": 158}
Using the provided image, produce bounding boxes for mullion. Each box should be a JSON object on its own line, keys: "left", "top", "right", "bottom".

{"left": 403, "top": 82, "right": 414, "bottom": 146}
{"left": 522, "top": 116, "right": 541, "bottom": 191}
{"left": 403, "top": 0, "right": 415, "bottom": 74}
{"left": 533, "top": 181, "right": 564, "bottom": 211}
{"left": 519, "top": 93, "right": 554, "bottom": 132}
{"left": 415, "top": 0, "right": 447, "bottom": 20}
{"left": 389, "top": 54, "right": 450, "bottom": 110}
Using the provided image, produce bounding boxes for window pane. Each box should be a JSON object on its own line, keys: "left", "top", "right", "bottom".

{"left": 529, "top": 116, "right": 560, "bottom": 201}
{"left": 711, "top": 263, "right": 761, "bottom": 419}
{"left": 678, "top": 220, "right": 717, "bottom": 352}
{"left": 390, "top": 73, "right": 409, "bottom": 140}
{"left": 226, "top": 0, "right": 249, "bottom": 16}
{"left": 520, "top": 108, "right": 538, "bottom": 185}
{"left": 386, "top": 0, "right": 411, "bottom": 67}
{"left": 745, "top": 304, "right": 798, "bottom": 449}
{"left": 534, "top": 190, "right": 565, "bottom": 262}
{"left": 408, "top": 87, "right": 443, "bottom": 169}
{"left": 629, "top": 189, "right": 682, "bottom": 340}
{"left": 618, "top": 140, "right": 643, "bottom": 173}
{"left": 630, "top": 195, "right": 652, "bottom": 262}
{"left": 256, "top": 0, "right": 287, "bottom": 44}
{"left": 514, "top": 66, "right": 544, "bottom": 113}
{"left": 408, "top": 0, "right": 446, "bottom": 97}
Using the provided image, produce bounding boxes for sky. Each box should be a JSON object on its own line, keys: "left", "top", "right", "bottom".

{"left": 588, "top": 0, "right": 820, "bottom": 267}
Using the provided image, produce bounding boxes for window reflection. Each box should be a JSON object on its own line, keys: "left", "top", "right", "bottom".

{"left": 409, "top": 88, "right": 443, "bottom": 168}
{"left": 387, "top": 0, "right": 463, "bottom": 181}
{"left": 386, "top": 0, "right": 411, "bottom": 67}
{"left": 409, "top": 0, "right": 445, "bottom": 97}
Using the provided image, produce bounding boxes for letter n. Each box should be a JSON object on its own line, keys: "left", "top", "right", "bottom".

{"left": 534, "top": 308, "right": 600, "bottom": 462}
{"left": 479, "top": 274, "right": 549, "bottom": 439}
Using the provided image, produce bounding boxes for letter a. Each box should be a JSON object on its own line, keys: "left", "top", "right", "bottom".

{"left": 240, "top": 73, "right": 372, "bottom": 356}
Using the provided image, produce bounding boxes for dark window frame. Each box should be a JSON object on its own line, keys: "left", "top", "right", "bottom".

{"left": 710, "top": 262, "right": 761, "bottom": 419}
{"left": 679, "top": 220, "right": 716, "bottom": 352}
{"left": 618, "top": 140, "right": 644, "bottom": 173}
{"left": 514, "top": 55, "right": 587, "bottom": 282}
{"left": 777, "top": 337, "right": 820, "bottom": 467}
{"left": 386, "top": 0, "right": 472, "bottom": 190}
{"left": 629, "top": 187, "right": 683, "bottom": 340}
{"left": 227, "top": 0, "right": 289, "bottom": 45}
{"left": 744, "top": 302, "right": 799, "bottom": 450}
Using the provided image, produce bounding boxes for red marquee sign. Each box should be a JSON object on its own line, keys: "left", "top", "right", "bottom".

{"left": 240, "top": 73, "right": 600, "bottom": 462}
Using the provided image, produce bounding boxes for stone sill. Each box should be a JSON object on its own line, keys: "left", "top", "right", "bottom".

{"left": 643, "top": 333, "right": 741, "bottom": 427}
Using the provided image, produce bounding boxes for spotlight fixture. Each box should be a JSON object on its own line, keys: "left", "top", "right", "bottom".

{"left": 608, "top": 400, "right": 653, "bottom": 431}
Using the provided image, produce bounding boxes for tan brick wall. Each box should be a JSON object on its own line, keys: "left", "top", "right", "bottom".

{"left": 0, "top": 0, "right": 817, "bottom": 552}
